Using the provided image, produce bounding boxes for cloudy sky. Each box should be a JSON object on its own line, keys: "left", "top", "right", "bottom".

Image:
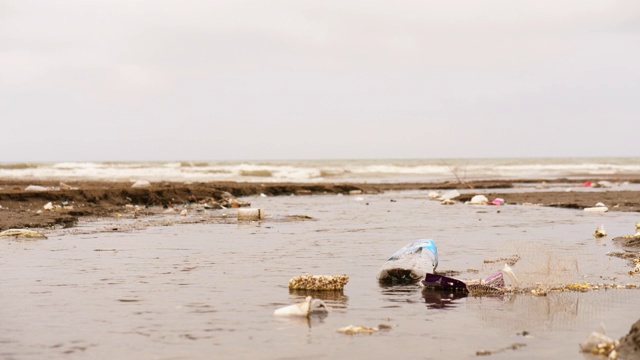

{"left": 1, "top": 0, "right": 639, "bottom": 162}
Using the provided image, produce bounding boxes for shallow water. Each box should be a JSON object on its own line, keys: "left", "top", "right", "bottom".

{"left": 2, "top": 190, "right": 640, "bottom": 359}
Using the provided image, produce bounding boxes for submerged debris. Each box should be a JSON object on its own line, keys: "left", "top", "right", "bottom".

{"left": 337, "top": 324, "right": 393, "bottom": 335}
{"left": 476, "top": 343, "right": 526, "bottom": 356}
{"left": 288, "top": 274, "right": 349, "bottom": 291}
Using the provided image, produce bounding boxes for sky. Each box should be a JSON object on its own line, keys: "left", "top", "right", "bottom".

{"left": 1, "top": 0, "right": 639, "bottom": 162}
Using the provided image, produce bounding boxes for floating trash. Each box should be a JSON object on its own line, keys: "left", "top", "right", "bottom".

{"left": 289, "top": 274, "right": 349, "bottom": 291}
{"left": 466, "top": 194, "right": 488, "bottom": 205}
{"left": 377, "top": 239, "right": 438, "bottom": 284}
{"left": 237, "top": 208, "right": 264, "bottom": 221}
{"left": 273, "top": 296, "right": 328, "bottom": 317}
{"left": 593, "top": 225, "right": 607, "bottom": 238}
{"left": 422, "top": 264, "right": 519, "bottom": 296}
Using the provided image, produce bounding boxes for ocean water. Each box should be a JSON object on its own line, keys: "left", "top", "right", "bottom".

{"left": 0, "top": 157, "right": 639, "bottom": 182}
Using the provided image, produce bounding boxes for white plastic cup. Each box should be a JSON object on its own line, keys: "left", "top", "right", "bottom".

{"left": 237, "top": 208, "right": 264, "bottom": 221}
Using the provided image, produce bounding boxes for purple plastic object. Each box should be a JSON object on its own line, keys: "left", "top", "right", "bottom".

{"left": 421, "top": 273, "right": 468, "bottom": 291}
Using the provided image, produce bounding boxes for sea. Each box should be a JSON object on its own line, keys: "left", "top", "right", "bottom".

{"left": 0, "top": 157, "right": 638, "bottom": 182}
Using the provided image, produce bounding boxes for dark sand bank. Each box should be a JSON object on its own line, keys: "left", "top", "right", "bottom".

{"left": 1, "top": 178, "right": 639, "bottom": 231}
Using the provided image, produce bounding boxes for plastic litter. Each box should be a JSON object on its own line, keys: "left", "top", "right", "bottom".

{"left": 438, "top": 190, "right": 460, "bottom": 201}
{"left": 466, "top": 194, "right": 489, "bottom": 205}
{"left": 593, "top": 225, "right": 607, "bottom": 238}
{"left": 131, "top": 180, "right": 151, "bottom": 188}
{"left": 274, "top": 296, "right": 328, "bottom": 317}
{"left": 237, "top": 208, "right": 264, "bottom": 221}
{"left": 584, "top": 202, "right": 608, "bottom": 212}
{"left": 24, "top": 185, "right": 51, "bottom": 192}
{"left": 377, "top": 239, "right": 438, "bottom": 284}
{"left": 421, "top": 264, "right": 519, "bottom": 294}
{"left": 489, "top": 198, "right": 505, "bottom": 206}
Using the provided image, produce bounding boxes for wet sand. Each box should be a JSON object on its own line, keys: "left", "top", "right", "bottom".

{"left": 1, "top": 178, "right": 639, "bottom": 231}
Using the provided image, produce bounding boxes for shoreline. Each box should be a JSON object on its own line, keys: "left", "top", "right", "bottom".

{"left": 1, "top": 177, "right": 639, "bottom": 231}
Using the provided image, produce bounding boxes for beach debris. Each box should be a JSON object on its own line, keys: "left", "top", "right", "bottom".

{"left": 441, "top": 199, "right": 457, "bottom": 205}
{"left": 24, "top": 185, "right": 52, "bottom": 192}
{"left": 43, "top": 202, "right": 54, "bottom": 210}
{"left": 582, "top": 181, "right": 594, "bottom": 187}
{"left": 466, "top": 194, "right": 488, "bottom": 205}
{"left": 59, "top": 182, "right": 78, "bottom": 190}
{"left": 273, "top": 296, "right": 328, "bottom": 317}
{"left": 489, "top": 197, "right": 505, "bottom": 206}
{"left": 597, "top": 181, "right": 613, "bottom": 188}
{"left": 422, "top": 264, "right": 519, "bottom": 296}
{"left": 584, "top": 202, "right": 608, "bottom": 212}
{"left": 0, "top": 229, "right": 47, "bottom": 239}
{"left": 180, "top": 209, "right": 188, "bottom": 216}
{"left": 580, "top": 319, "right": 640, "bottom": 359}
{"left": 593, "top": 225, "right": 607, "bottom": 238}
{"left": 580, "top": 325, "right": 619, "bottom": 358}
{"left": 349, "top": 189, "right": 363, "bottom": 195}
{"left": 438, "top": 190, "right": 460, "bottom": 201}
{"left": 237, "top": 208, "right": 264, "bottom": 221}
{"left": 289, "top": 274, "right": 349, "bottom": 291}
{"left": 377, "top": 239, "right": 438, "bottom": 284}
{"left": 428, "top": 191, "right": 440, "bottom": 200}
{"left": 131, "top": 180, "right": 151, "bottom": 188}
{"left": 337, "top": 324, "right": 393, "bottom": 335}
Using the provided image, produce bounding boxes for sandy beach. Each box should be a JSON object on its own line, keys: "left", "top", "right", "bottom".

{"left": 1, "top": 177, "right": 639, "bottom": 231}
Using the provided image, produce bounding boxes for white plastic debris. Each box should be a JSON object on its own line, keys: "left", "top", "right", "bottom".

{"left": 180, "top": 209, "right": 188, "bottom": 216}
{"left": 274, "top": 296, "right": 328, "bottom": 317}
{"left": 43, "top": 202, "right": 54, "bottom": 210}
{"left": 131, "top": 180, "right": 151, "bottom": 188}
{"left": 438, "top": 190, "right": 460, "bottom": 201}
{"left": 585, "top": 203, "right": 608, "bottom": 212}
{"left": 24, "top": 185, "right": 50, "bottom": 192}
{"left": 427, "top": 191, "right": 440, "bottom": 200}
{"left": 597, "top": 181, "right": 613, "bottom": 188}
{"left": 237, "top": 208, "right": 264, "bottom": 221}
{"left": 466, "top": 194, "right": 489, "bottom": 205}
{"left": 501, "top": 264, "right": 519, "bottom": 289}
{"left": 579, "top": 325, "right": 618, "bottom": 357}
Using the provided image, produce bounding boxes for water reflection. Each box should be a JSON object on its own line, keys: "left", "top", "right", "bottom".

{"left": 421, "top": 288, "right": 468, "bottom": 309}
{"left": 288, "top": 289, "right": 349, "bottom": 309}
{"left": 273, "top": 310, "right": 329, "bottom": 329}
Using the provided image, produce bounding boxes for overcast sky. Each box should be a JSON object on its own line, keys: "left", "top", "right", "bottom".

{"left": 1, "top": 0, "right": 639, "bottom": 162}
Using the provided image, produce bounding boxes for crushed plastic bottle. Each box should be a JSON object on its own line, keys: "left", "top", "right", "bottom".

{"left": 377, "top": 239, "right": 438, "bottom": 284}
